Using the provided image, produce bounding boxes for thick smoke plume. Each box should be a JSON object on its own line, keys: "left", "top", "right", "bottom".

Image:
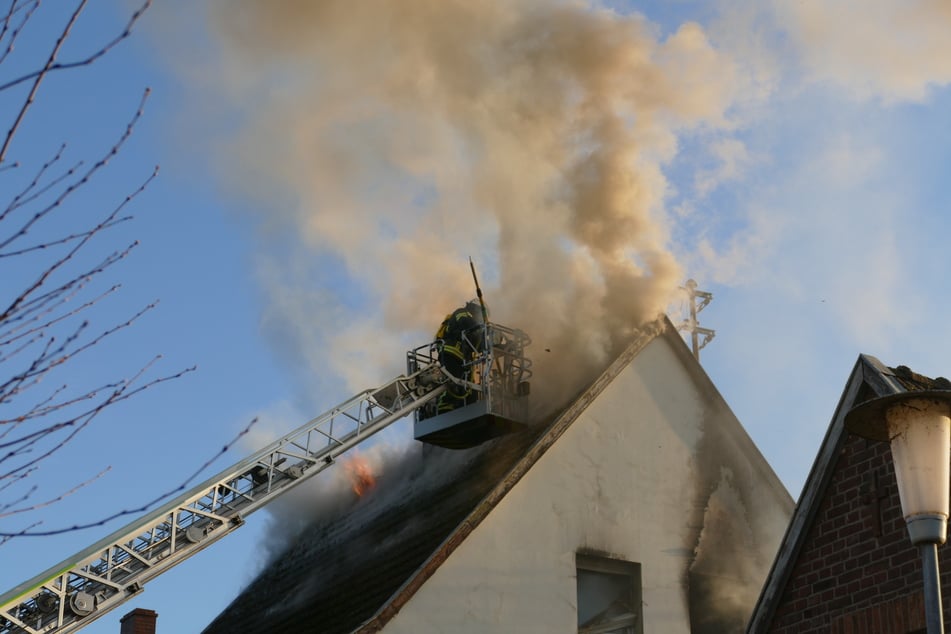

{"left": 207, "top": 0, "right": 739, "bottom": 406}
{"left": 688, "top": 468, "right": 765, "bottom": 632}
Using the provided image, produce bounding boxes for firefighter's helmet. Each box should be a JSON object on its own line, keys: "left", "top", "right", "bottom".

{"left": 466, "top": 299, "right": 488, "bottom": 321}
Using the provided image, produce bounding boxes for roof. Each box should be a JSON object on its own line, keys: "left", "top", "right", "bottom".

{"left": 745, "top": 354, "right": 951, "bottom": 633}
{"left": 202, "top": 321, "right": 666, "bottom": 634}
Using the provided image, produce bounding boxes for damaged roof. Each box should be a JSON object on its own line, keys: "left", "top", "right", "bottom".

{"left": 746, "top": 354, "right": 951, "bottom": 633}
{"left": 202, "top": 322, "right": 666, "bottom": 634}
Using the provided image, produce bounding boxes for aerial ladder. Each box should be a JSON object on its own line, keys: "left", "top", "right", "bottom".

{"left": 0, "top": 322, "right": 531, "bottom": 634}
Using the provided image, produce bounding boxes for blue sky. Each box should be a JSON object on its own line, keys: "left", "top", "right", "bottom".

{"left": 4, "top": 1, "right": 951, "bottom": 632}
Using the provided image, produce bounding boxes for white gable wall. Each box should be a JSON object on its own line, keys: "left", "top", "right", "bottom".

{"left": 381, "top": 332, "right": 791, "bottom": 633}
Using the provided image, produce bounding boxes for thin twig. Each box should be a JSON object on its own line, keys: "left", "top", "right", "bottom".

{"left": 0, "top": 284, "right": 119, "bottom": 349}
{"left": 0, "top": 144, "right": 70, "bottom": 224}
{"left": 0, "top": 468, "right": 108, "bottom": 517}
{"left": 0, "top": 0, "right": 87, "bottom": 162}
{"left": 0, "top": 418, "right": 259, "bottom": 535}
{"left": 0, "top": 1, "right": 39, "bottom": 67}
{"left": 0, "top": 362, "right": 196, "bottom": 481}
{"left": 0, "top": 88, "right": 151, "bottom": 252}
{"left": 0, "top": 0, "right": 151, "bottom": 94}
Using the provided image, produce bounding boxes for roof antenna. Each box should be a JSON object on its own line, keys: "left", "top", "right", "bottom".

{"left": 676, "top": 279, "right": 715, "bottom": 361}
{"left": 469, "top": 257, "right": 492, "bottom": 357}
{"left": 469, "top": 257, "right": 489, "bottom": 324}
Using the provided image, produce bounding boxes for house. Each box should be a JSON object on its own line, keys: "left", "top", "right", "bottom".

{"left": 203, "top": 318, "right": 793, "bottom": 634}
{"left": 747, "top": 355, "right": 951, "bottom": 633}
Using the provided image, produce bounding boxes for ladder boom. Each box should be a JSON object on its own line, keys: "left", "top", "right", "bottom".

{"left": 0, "top": 361, "right": 446, "bottom": 634}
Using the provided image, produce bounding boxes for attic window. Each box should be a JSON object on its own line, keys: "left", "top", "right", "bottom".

{"left": 576, "top": 553, "right": 642, "bottom": 634}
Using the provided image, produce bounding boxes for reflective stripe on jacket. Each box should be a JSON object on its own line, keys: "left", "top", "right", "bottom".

{"left": 435, "top": 307, "right": 482, "bottom": 360}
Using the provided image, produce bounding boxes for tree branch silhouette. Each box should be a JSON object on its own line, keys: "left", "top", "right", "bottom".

{"left": 0, "top": 417, "right": 259, "bottom": 537}
{"left": 0, "top": 0, "right": 251, "bottom": 544}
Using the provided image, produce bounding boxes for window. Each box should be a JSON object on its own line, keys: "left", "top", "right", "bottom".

{"left": 576, "top": 553, "right": 643, "bottom": 634}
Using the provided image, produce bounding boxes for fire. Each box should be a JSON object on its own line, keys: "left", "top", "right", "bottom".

{"left": 344, "top": 454, "right": 376, "bottom": 497}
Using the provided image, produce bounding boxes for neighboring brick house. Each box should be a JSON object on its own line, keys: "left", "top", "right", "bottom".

{"left": 748, "top": 355, "right": 951, "bottom": 633}
{"left": 203, "top": 319, "right": 793, "bottom": 634}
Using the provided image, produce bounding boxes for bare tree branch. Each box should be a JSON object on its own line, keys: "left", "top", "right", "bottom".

{"left": 0, "top": 1, "right": 222, "bottom": 544}
{"left": 0, "top": 418, "right": 259, "bottom": 536}
{"left": 0, "top": 467, "right": 107, "bottom": 517}
{"left": 0, "top": 144, "right": 71, "bottom": 224}
{"left": 0, "top": 0, "right": 151, "bottom": 162}
{"left": 0, "top": 0, "right": 86, "bottom": 163}
{"left": 0, "top": 360, "right": 195, "bottom": 481}
{"left": 0, "top": 2, "right": 39, "bottom": 68}
{"left": 0, "top": 519, "right": 39, "bottom": 548}
{"left": 0, "top": 0, "right": 150, "bottom": 94}
{"left": 0, "top": 87, "right": 150, "bottom": 253}
{"left": 0, "top": 465, "right": 33, "bottom": 494}
{"left": 0, "top": 284, "right": 119, "bottom": 350}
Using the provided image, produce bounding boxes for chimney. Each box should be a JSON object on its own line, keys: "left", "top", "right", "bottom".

{"left": 119, "top": 608, "right": 157, "bottom": 634}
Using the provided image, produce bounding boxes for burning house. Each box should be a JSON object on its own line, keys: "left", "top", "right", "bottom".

{"left": 190, "top": 8, "right": 777, "bottom": 628}
{"left": 202, "top": 318, "right": 793, "bottom": 633}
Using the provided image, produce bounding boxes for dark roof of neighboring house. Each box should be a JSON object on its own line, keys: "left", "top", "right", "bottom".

{"left": 746, "top": 354, "right": 951, "bottom": 633}
{"left": 202, "top": 322, "right": 666, "bottom": 634}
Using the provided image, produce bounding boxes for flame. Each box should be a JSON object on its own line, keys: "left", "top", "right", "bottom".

{"left": 344, "top": 454, "right": 376, "bottom": 497}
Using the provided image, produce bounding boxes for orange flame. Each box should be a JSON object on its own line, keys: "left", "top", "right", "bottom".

{"left": 344, "top": 454, "right": 376, "bottom": 497}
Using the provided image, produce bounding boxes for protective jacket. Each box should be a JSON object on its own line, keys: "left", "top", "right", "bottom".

{"left": 434, "top": 304, "right": 485, "bottom": 413}
{"left": 436, "top": 305, "right": 484, "bottom": 358}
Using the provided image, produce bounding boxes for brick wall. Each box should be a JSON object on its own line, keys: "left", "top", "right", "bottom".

{"left": 119, "top": 608, "right": 157, "bottom": 634}
{"left": 769, "top": 435, "right": 951, "bottom": 633}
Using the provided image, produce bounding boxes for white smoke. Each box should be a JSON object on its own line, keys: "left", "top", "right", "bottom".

{"left": 198, "top": 0, "right": 743, "bottom": 407}
{"left": 771, "top": 0, "right": 951, "bottom": 103}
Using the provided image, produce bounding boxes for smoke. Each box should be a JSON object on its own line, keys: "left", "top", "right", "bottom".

{"left": 200, "top": 0, "right": 741, "bottom": 406}
{"left": 771, "top": 0, "right": 951, "bottom": 103}
{"left": 255, "top": 441, "right": 414, "bottom": 565}
{"left": 688, "top": 467, "right": 765, "bottom": 633}
{"left": 253, "top": 436, "right": 498, "bottom": 572}
{"left": 194, "top": 3, "right": 747, "bottom": 607}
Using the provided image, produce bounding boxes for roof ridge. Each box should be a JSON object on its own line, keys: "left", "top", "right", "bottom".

{"left": 355, "top": 318, "right": 666, "bottom": 633}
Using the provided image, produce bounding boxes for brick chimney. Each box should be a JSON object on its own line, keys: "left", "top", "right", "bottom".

{"left": 119, "top": 608, "right": 157, "bottom": 634}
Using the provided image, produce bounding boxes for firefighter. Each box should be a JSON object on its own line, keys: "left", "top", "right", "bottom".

{"left": 434, "top": 299, "right": 486, "bottom": 414}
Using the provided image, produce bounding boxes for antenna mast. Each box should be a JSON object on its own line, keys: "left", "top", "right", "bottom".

{"left": 676, "top": 279, "right": 715, "bottom": 361}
